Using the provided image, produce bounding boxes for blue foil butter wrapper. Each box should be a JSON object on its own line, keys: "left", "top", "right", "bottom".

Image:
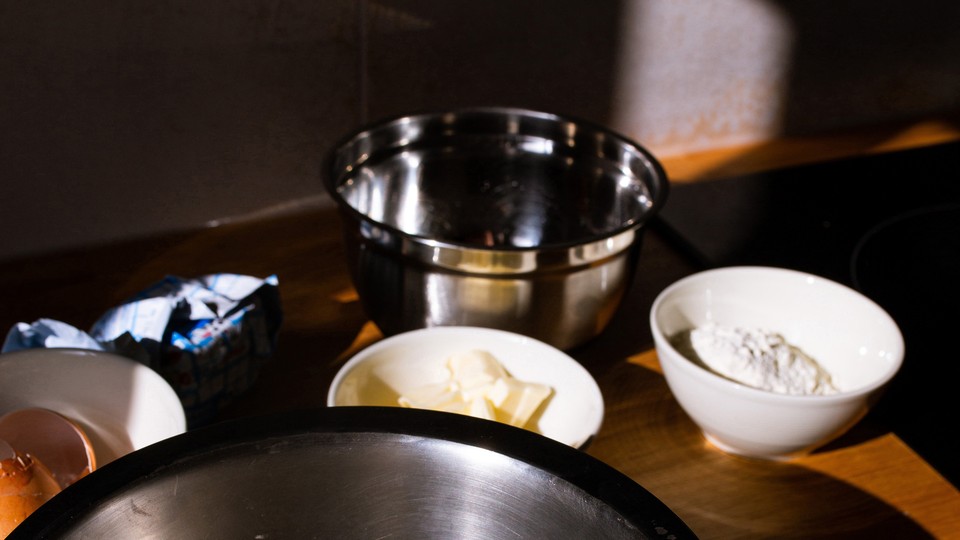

{"left": 3, "top": 274, "right": 282, "bottom": 428}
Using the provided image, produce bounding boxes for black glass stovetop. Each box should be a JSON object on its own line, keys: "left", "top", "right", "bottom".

{"left": 655, "top": 140, "right": 960, "bottom": 486}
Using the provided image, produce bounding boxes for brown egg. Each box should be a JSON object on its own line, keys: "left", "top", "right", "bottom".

{"left": 0, "top": 439, "right": 61, "bottom": 538}
{"left": 0, "top": 408, "right": 96, "bottom": 489}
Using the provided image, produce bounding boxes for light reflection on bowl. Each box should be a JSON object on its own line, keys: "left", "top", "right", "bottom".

{"left": 324, "top": 108, "right": 668, "bottom": 350}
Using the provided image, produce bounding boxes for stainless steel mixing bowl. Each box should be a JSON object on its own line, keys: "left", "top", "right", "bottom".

{"left": 324, "top": 108, "right": 668, "bottom": 350}
{"left": 14, "top": 407, "right": 696, "bottom": 538}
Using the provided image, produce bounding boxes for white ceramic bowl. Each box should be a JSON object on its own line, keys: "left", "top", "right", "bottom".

{"left": 650, "top": 266, "right": 904, "bottom": 460}
{"left": 0, "top": 348, "right": 187, "bottom": 465}
{"left": 327, "top": 327, "right": 604, "bottom": 448}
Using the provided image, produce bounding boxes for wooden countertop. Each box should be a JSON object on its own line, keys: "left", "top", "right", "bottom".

{"left": 2, "top": 128, "right": 959, "bottom": 538}
{"left": 658, "top": 116, "right": 960, "bottom": 183}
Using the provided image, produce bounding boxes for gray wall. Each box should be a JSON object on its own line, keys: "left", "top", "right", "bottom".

{"left": 2, "top": 1, "right": 958, "bottom": 260}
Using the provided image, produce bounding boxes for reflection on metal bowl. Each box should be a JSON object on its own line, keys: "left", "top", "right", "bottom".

{"left": 324, "top": 108, "right": 668, "bottom": 350}
{"left": 13, "top": 408, "right": 696, "bottom": 539}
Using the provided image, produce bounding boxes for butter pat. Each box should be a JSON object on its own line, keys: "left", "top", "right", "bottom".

{"left": 447, "top": 350, "right": 507, "bottom": 401}
{"left": 487, "top": 377, "right": 552, "bottom": 428}
{"left": 398, "top": 350, "right": 552, "bottom": 429}
{"left": 397, "top": 382, "right": 459, "bottom": 410}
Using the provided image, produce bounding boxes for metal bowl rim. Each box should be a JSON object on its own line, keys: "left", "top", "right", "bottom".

{"left": 321, "top": 107, "right": 670, "bottom": 255}
{"left": 13, "top": 407, "right": 696, "bottom": 539}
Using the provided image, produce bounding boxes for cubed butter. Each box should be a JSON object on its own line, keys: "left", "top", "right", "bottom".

{"left": 487, "top": 377, "right": 553, "bottom": 428}
{"left": 397, "top": 381, "right": 460, "bottom": 410}
{"left": 447, "top": 350, "right": 508, "bottom": 400}
{"left": 397, "top": 350, "right": 552, "bottom": 430}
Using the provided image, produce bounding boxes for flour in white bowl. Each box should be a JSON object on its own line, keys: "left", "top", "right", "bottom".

{"left": 673, "top": 323, "right": 839, "bottom": 395}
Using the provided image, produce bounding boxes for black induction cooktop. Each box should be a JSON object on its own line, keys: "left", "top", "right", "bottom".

{"left": 655, "top": 140, "right": 960, "bottom": 486}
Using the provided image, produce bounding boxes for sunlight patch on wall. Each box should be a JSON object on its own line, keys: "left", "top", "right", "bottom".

{"left": 610, "top": 0, "right": 794, "bottom": 157}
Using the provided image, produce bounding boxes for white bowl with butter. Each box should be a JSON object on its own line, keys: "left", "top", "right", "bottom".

{"left": 327, "top": 327, "right": 604, "bottom": 448}
{"left": 650, "top": 266, "right": 904, "bottom": 460}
